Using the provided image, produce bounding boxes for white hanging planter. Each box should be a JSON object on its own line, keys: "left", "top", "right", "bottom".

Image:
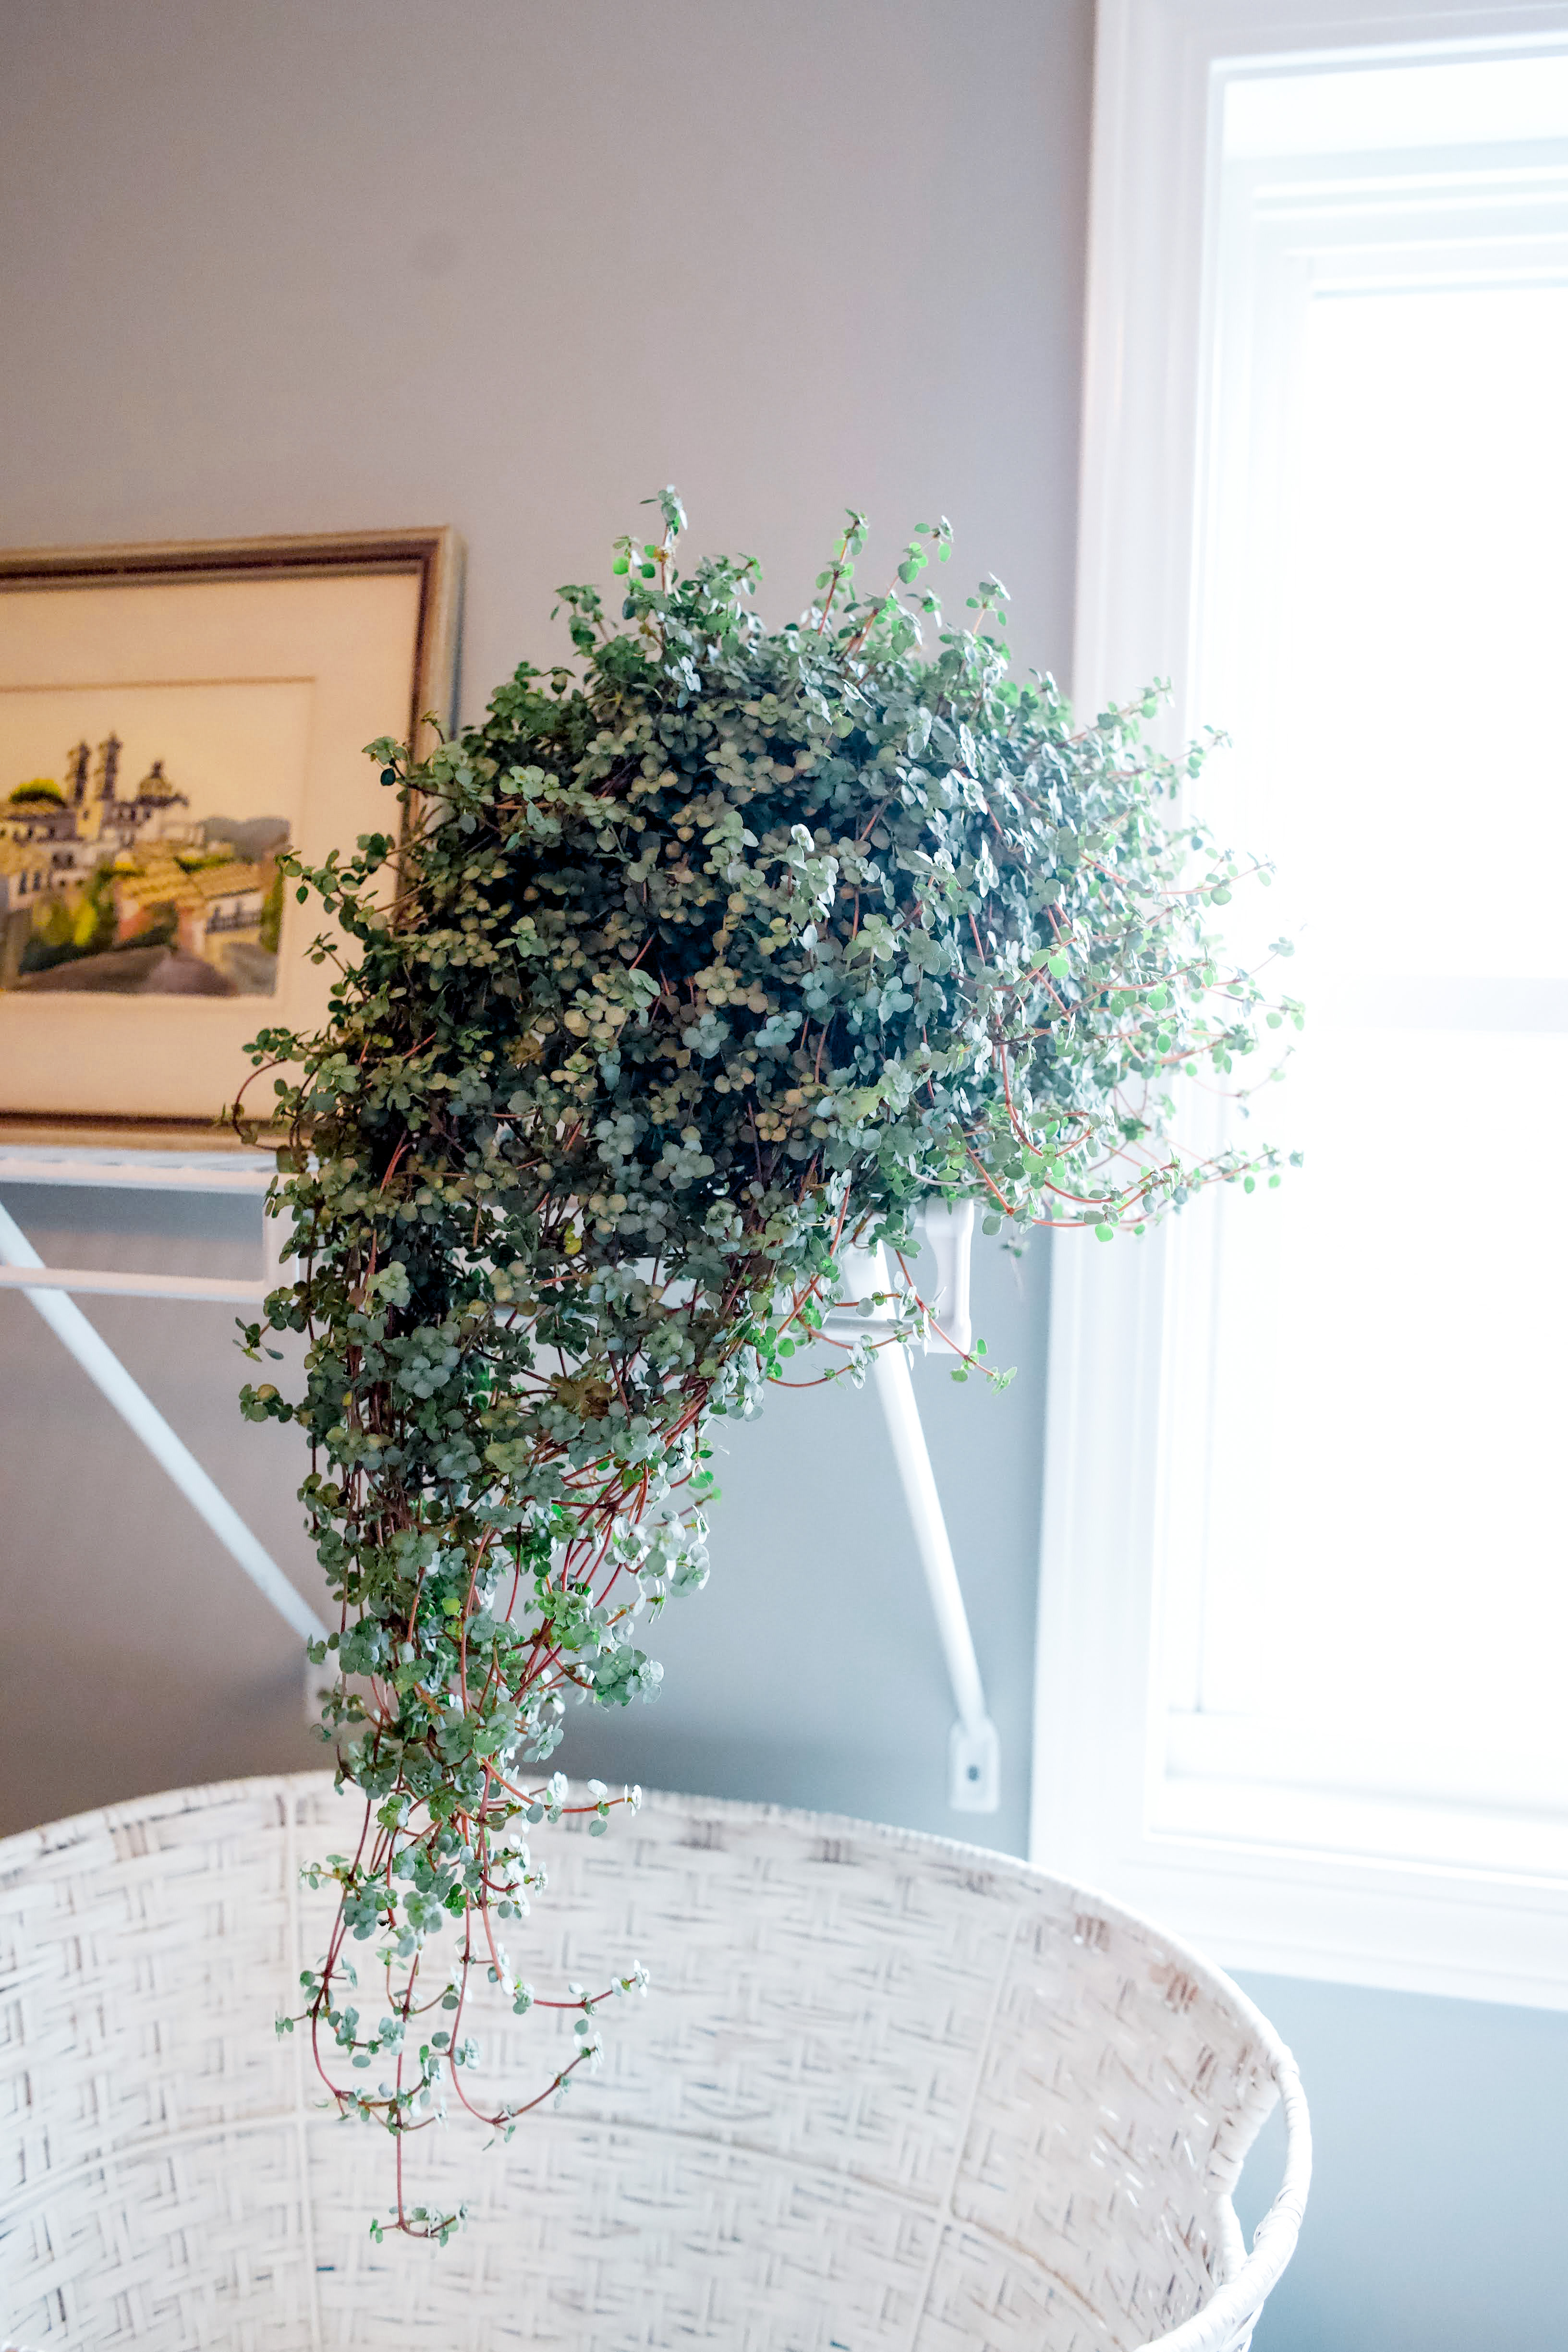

{"left": 0, "top": 1773, "right": 1309, "bottom": 2351}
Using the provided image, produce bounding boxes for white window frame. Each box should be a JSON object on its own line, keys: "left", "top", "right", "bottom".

{"left": 1031, "top": 0, "right": 1568, "bottom": 2010}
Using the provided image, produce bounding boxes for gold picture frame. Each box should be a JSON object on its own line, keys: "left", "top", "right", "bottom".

{"left": 0, "top": 528, "right": 462, "bottom": 1143}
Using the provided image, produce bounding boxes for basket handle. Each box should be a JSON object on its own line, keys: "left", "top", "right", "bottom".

{"left": 1141, "top": 2048, "right": 1313, "bottom": 2352}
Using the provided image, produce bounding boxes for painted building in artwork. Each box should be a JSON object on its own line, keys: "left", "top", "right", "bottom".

{"left": 0, "top": 764, "right": 85, "bottom": 910}
{"left": 4, "top": 736, "right": 199, "bottom": 869}
{"left": 0, "top": 837, "right": 54, "bottom": 921}
{"left": 110, "top": 850, "right": 269, "bottom": 963}
{"left": 1, "top": 737, "right": 200, "bottom": 867}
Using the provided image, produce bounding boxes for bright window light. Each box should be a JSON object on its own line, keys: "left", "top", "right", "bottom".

{"left": 1156, "top": 51, "right": 1568, "bottom": 1857}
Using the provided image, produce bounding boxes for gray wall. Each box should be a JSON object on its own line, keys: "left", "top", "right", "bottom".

{"left": 2, "top": 7, "right": 1564, "bottom": 2349}
{"left": 0, "top": 0, "right": 1091, "bottom": 716}
{"left": 1232, "top": 1973, "right": 1568, "bottom": 2352}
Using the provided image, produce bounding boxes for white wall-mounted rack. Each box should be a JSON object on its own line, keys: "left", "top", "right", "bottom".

{"left": 0, "top": 1148, "right": 997, "bottom": 1810}
{"left": 0, "top": 1147, "right": 322, "bottom": 1647}
{"left": 0, "top": 1145, "right": 277, "bottom": 1303}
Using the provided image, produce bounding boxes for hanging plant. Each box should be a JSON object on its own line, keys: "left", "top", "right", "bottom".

{"left": 235, "top": 494, "right": 1298, "bottom": 2240}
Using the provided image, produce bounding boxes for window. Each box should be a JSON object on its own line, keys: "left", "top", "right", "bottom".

{"left": 1033, "top": 0, "right": 1568, "bottom": 2006}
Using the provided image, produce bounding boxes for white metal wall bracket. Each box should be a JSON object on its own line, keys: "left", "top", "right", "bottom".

{"left": 826, "top": 1206, "right": 1000, "bottom": 1812}
{"left": 0, "top": 1149, "right": 325, "bottom": 1650}
{"left": 0, "top": 1152, "right": 997, "bottom": 1813}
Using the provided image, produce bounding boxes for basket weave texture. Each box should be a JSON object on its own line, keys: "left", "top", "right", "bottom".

{"left": 0, "top": 1773, "right": 1307, "bottom": 2351}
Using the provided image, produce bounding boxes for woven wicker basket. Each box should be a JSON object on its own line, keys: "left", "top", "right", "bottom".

{"left": 0, "top": 1773, "right": 1307, "bottom": 2351}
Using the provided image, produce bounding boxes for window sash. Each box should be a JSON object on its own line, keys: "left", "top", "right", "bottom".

{"left": 1033, "top": 0, "right": 1568, "bottom": 2009}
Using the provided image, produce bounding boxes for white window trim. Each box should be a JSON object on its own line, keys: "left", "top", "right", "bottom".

{"left": 1031, "top": 0, "right": 1568, "bottom": 2010}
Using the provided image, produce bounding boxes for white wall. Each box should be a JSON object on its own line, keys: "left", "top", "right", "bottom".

{"left": 0, "top": 0, "right": 1094, "bottom": 1850}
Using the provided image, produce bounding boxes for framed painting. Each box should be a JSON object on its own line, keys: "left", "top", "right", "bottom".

{"left": 0, "top": 528, "right": 462, "bottom": 1140}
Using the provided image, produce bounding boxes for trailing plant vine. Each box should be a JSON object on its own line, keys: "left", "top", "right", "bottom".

{"left": 236, "top": 493, "right": 1298, "bottom": 2238}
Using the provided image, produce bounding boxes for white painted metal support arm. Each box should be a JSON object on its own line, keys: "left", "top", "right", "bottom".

{"left": 870, "top": 1342, "right": 1000, "bottom": 1812}
{"left": 832, "top": 1210, "right": 999, "bottom": 1812}
{"left": 0, "top": 1198, "right": 326, "bottom": 1650}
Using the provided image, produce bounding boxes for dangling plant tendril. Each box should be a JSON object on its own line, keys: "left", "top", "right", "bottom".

{"left": 235, "top": 494, "right": 1299, "bottom": 2239}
